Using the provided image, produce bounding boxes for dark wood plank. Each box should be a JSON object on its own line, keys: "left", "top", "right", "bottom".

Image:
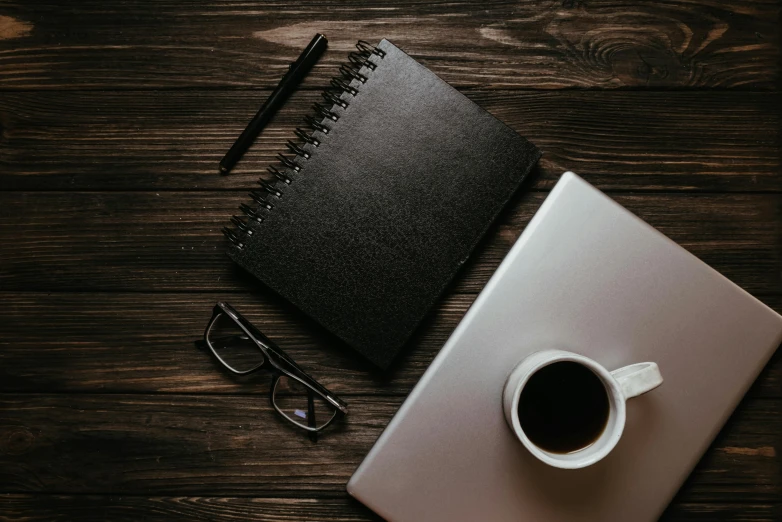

{"left": 0, "top": 291, "right": 447, "bottom": 396}
{"left": 0, "top": 191, "right": 778, "bottom": 294}
{"left": 1, "top": 292, "right": 779, "bottom": 399}
{"left": 0, "top": 495, "right": 777, "bottom": 522}
{"left": 0, "top": 495, "right": 380, "bottom": 521}
{"left": 1, "top": 91, "right": 779, "bottom": 192}
{"left": 0, "top": 394, "right": 779, "bottom": 502}
{"left": 662, "top": 503, "right": 782, "bottom": 522}
{"left": 0, "top": 0, "right": 778, "bottom": 90}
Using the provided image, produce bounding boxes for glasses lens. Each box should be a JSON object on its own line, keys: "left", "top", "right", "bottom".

{"left": 273, "top": 375, "right": 338, "bottom": 431}
{"left": 206, "top": 312, "right": 265, "bottom": 373}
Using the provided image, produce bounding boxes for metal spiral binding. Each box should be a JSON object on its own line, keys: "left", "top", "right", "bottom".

{"left": 224, "top": 40, "right": 386, "bottom": 249}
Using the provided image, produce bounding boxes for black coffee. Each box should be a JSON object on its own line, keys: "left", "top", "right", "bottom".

{"left": 518, "top": 361, "right": 609, "bottom": 454}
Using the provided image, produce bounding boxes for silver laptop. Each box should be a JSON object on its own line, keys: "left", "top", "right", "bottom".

{"left": 348, "top": 172, "right": 782, "bottom": 522}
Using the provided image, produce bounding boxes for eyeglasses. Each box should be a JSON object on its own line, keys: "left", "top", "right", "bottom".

{"left": 195, "top": 302, "right": 348, "bottom": 435}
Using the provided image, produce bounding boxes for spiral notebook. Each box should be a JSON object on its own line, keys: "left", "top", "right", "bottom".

{"left": 223, "top": 39, "right": 541, "bottom": 369}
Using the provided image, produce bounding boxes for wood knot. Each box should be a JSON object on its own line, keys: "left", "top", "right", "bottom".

{"left": 1, "top": 427, "right": 36, "bottom": 455}
{"left": 610, "top": 47, "right": 687, "bottom": 87}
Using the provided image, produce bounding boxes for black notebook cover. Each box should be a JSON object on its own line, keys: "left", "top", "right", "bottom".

{"left": 226, "top": 40, "right": 541, "bottom": 369}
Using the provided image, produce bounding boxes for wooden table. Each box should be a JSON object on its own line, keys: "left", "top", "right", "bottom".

{"left": 1, "top": 1, "right": 780, "bottom": 520}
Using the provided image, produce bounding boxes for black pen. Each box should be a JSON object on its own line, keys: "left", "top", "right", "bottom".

{"left": 219, "top": 34, "right": 328, "bottom": 175}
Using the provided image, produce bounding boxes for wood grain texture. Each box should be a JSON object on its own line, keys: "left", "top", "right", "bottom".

{"left": 0, "top": 394, "right": 780, "bottom": 502}
{"left": 661, "top": 503, "right": 782, "bottom": 522}
{"left": 1, "top": 91, "right": 779, "bottom": 192}
{"left": 0, "top": 495, "right": 382, "bottom": 522}
{"left": 0, "top": 0, "right": 778, "bottom": 90}
{"left": 0, "top": 496, "right": 778, "bottom": 522}
{"left": 1, "top": 0, "right": 780, "bottom": 518}
{"left": 1, "top": 292, "right": 780, "bottom": 399}
{"left": 0, "top": 191, "right": 778, "bottom": 294}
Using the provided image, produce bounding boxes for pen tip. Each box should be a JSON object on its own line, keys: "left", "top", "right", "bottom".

{"left": 219, "top": 165, "right": 229, "bottom": 175}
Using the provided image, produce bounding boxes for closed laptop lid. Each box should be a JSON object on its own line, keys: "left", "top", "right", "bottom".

{"left": 347, "top": 172, "right": 782, "bottom": 522}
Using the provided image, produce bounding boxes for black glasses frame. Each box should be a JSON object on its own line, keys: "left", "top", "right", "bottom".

{"left": 198, "top": 302, "right": 348, "bottom": 433}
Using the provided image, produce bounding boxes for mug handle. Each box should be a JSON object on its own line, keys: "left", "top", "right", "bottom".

{"left": 610, "top": 362, "right": 663, "bottom": 399}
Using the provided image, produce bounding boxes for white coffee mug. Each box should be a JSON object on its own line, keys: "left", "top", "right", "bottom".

{"left": 503, "top": 350, "right": 663, "bottom": 469}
